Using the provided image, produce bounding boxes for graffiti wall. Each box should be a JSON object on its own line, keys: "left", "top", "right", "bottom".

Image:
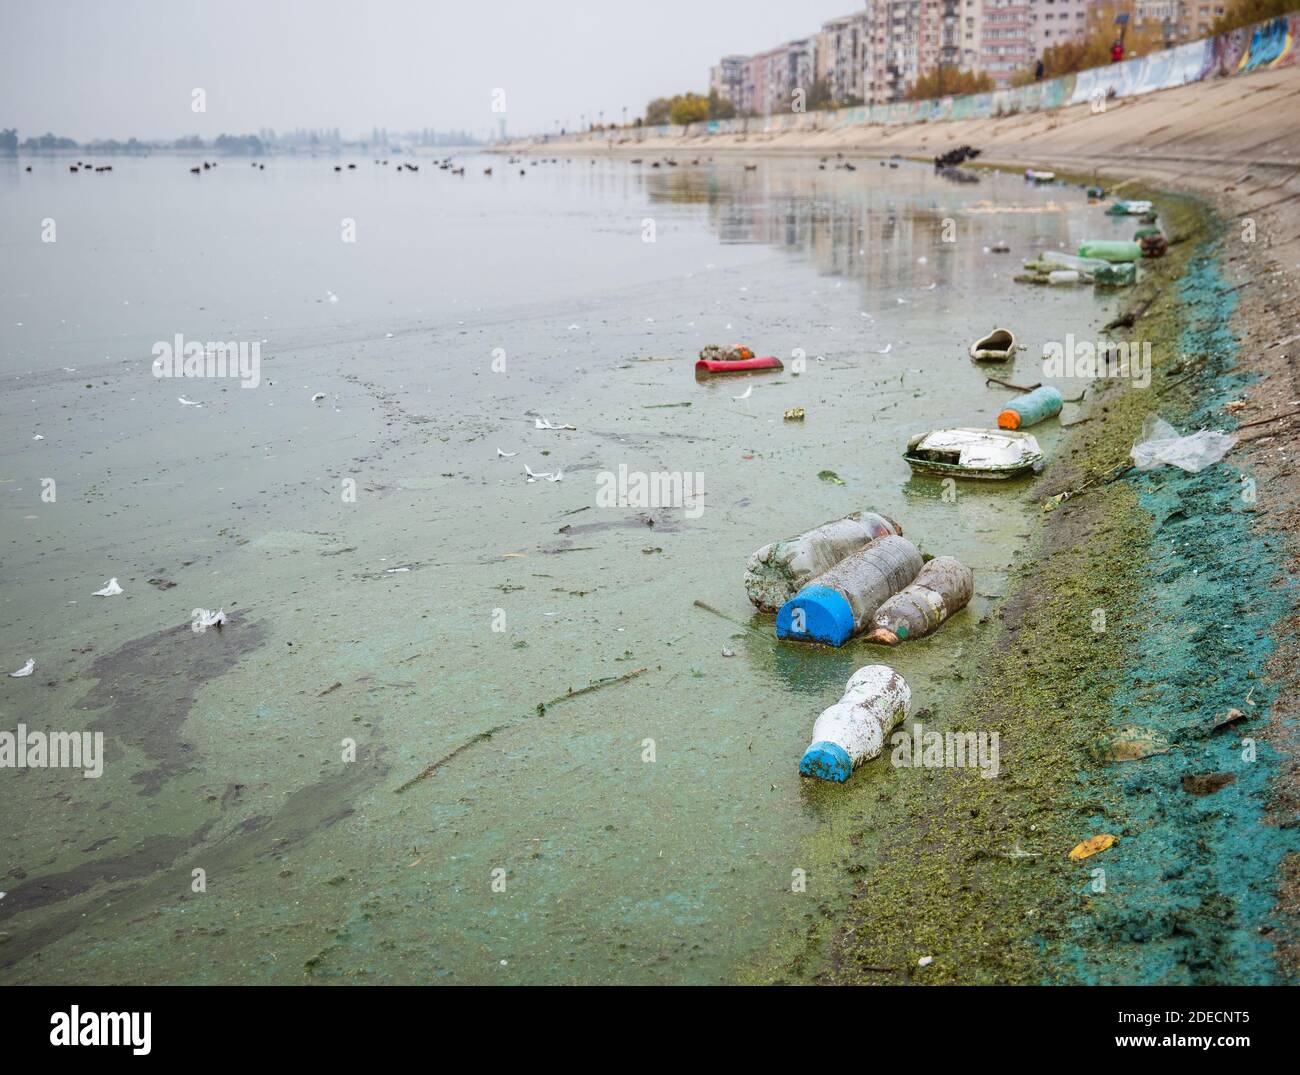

{"left": 582, "top": 13, "right": 1298, "bottom": 145}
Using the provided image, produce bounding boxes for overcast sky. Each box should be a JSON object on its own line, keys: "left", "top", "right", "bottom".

{"left": 4, "top": 0, "right": 864, "bottom": 141}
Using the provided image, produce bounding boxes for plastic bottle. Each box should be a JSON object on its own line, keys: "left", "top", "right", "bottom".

{"left": 744, "top": 511, "right": 903, "bottom": 612}
{"left": 799, "top": 665, "right": 911, "bottom": 782}
{"left": 776, "top": 535, "right": 923, "bottom": 646}
{"left": 864, "top": 557, "right": 975, "bottom": 645}
{"left": 997, "top": 385, "right": 1063, "bottom": 430}
{"left": 1077, "top": 239, "right": 1143, "bottom": 263}
{"left": 1041, "top": 250, "right": 1110, "bottom": 274}
{"left": 1093, "top": 262, "right": 1136, "bottom": 287}
{"left": 1047, "top": 269, "right": 1080, "bottom": 285}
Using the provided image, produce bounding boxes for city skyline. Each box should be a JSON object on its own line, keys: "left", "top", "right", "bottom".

{"left": 3, "top": 0, "right": 857, "bottom": 142}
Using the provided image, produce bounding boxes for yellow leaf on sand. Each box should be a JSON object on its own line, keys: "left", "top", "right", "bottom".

{"left": 1069, "top": 834, "right": 1118, "bottom": 861}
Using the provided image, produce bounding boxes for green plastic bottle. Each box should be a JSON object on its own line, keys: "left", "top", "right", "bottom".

{"left": 1078, "top": 240, "right": 1142, "bottom": 263}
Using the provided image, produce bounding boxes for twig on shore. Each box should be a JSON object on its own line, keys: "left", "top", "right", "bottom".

{"left": 1233, "top": 407, "right": 1300, "bottom": 433}
{"left": 538, "top": 666, "right": 649, "bottom": 711}
{"left": 985, "top": 376, "right": 1040, "bottom": 392}
{"left": 1104, "top": 290, "right": 1160, "bottom": 331}
{"left": 693, "top": 598, "right": 769, "bottom": 635}
{"left": 395, "top": 666, "right": 650, "bottom": 793}
{"left": 1043, "top": 462, "right": 1133, "bottom": 510}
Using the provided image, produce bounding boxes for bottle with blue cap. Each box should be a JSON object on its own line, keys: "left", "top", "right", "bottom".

{"left": 800, "top": 665, "right": 911, "bottom": 783}
{"left": 776, "top": 535, "right": 922, "bottom": 646}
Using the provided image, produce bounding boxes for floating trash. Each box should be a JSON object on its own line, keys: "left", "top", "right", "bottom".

{"left": 799, "top": 665, "right": 911, "bottom": 782}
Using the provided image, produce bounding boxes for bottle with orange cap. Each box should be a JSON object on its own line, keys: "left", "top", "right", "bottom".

{"left": 997, "top": 385, "right": 1062, "bottom": 431}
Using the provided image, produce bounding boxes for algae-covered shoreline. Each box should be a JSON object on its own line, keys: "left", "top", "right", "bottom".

{"left": 747, "top": 182, "right": 1300, "bottom": 985}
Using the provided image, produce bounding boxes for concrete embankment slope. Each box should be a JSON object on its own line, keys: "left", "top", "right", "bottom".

{"left": 512, "top": 63, "right": 1300, "bottom": 208}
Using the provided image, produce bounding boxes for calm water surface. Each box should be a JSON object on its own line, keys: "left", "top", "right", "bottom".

{"left": 0, "top": 152, "right": 1123, "bottom": 982}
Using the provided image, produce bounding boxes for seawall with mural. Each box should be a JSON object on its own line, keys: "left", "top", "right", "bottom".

{"left": 569, "top": 13, "right": 1298, "bottom": 142}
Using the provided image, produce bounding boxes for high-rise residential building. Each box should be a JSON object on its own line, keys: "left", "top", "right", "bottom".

{"left": 817, "top": 11, "right": 872, "bottom": 104}
{"left": 981, "top": 0, "right": 1033, "bottom": 85}
{"left": 710, "top": 55, "right": 749, "bottom": 112}
{"left": 1137, "top": 1, "right": 1227, "bottom": 42}
{"left": 1029, "top": 0, "right": 1093, "bottom": 56}
{"left": 867, "top": 0, "right": 924, "bottom": 103}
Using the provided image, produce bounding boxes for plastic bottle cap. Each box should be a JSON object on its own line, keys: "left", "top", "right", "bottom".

{"left": 800, "top": 741, "right": 853, "bottom": 782}
{"left": 777, "top": 585, "right": 855, "bottom": 646}
{"left": 997, "top": 408, "right": 1021, "bottom": 430}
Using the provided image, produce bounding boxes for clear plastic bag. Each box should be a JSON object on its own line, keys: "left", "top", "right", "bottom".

{"left": 1130, "top": 415, "right": 1235, "bottom": 473}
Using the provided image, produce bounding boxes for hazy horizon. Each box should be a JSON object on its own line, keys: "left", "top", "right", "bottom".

{"left": 3, "top": 0, "right": 863, "bottom": 142}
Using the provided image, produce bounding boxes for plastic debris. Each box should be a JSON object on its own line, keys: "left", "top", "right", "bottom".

{"left": 997, "top": 386, "right": 1063, "bottom": 431}
{"left": 696, "top": 354, "right": 783, "bottom": 375}
{"left": 1078, "top": 239, "right": 1142, "bottom": 263}
{"left": 799, "top": 665, "right": 911, "bottom": 782}
{"left": 93, "top": 578, "right": 123, "bottom": 596}
{"left": 698, "top": 343, "right": 754, "bottom": 363}
{"left": 1041, "top": 250, "right": 1110, "bottom": 274}
{"left": 777, "top": 535, "right": 923, "bottom": 646}
{"left": 818, "top": 469, "right": 845, "bottom": 485}
{"left": 1094, "top": 725, "right": 1169, "bottom": 762}
{"left": 1068, "top": 834, "right": 1118, "bottom": 861}
{"left": 497, "top": 448, "right": 517, "bottom": 458}
{"left": 191, "top": 609, "right": 228, "bottom": 631}
{"left": 732, "top": 385, "right": 753, "bottom": 401}
{"left": 904, "top": 428, "right": 1043, "bottom": 480}
{"left": 864, "top": 556, "right": 974, "bottom": 645}
{"left": 1092, "top": 262, "right": 1137, "bottom": 287}
{"left": 1211, "top": 708, "right": 1248, "bottom": 734}
{"left": 1105, "top": 199, "right": 1153, "bottom": 216}
{"left": 311, "top": 392, "right": 326, "bottom": 402}
{"left": 783, "top": 407, "right": 805, "bottom": 421}
{"left": 525, "top": 464, "right": 562, "bottom": 483}
{"left": 8, "top": 659, "right": 35, "bottom": 678}
{"left": 1130, "top": 415, "right": 1235, "bottom": 473}
{"left": 969, "top": 328, "right": 1015, "bottom": 361}
{"left": 744, "top": 511, "right": 903, "bottom": 612}
{"left": 917, "top": 956, "right": 934, "bottom": 967}
{"left": 534, "top": 418, "right": 576, "bottom": 431}
{"left": 178, "top": 396, "right": 204, "bottom": 407}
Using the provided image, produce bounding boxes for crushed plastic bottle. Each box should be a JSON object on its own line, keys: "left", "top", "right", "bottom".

{"left": 744, "top": 511, "right": 903, "bottom": 612}
{"left": 776, "top": 535, "right": 923, "bottom": 646}
{"left": 864, "top": 556, "right": 974, "bottom": 645}
{"left": 799, "top": 665, "right": 911, "bottom": 782}
{"left": 1093, "top": 262, "right": 1136, "bottom": 287}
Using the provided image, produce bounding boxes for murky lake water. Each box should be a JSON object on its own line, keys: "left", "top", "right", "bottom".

{"left": 0, "top": 152, "right": 1119, "bottom": 982}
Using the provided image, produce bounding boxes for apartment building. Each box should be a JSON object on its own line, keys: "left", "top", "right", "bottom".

{"left": 817, "top": 11, "right": 872, "bottom": 104}
{"left": 1029, "top": 0, "right": 1093, "bottom": 56}
{"left": 981, "top": 0, "right": 1033, "bottom": 84}
{"left": 866, "top": 0, "right": 924, "bottom": 103}
{"left": 1137, "top": 1, "right": 1227, "bottom": 41}
{"left": 709, "top": 54, "right": 749, "bottom": 111}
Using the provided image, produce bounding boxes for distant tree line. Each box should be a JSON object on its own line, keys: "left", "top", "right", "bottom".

{"left": 905, "top": 68, "right": 994, "bottom": 100}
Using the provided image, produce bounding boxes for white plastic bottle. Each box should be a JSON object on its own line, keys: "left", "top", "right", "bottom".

{"left": 1041, "top": 250, "right": 1110, "bottom": 274}
{"left": 744, "top": 511, "right": 902, "bottom": 612}
{"left": 799, "top": 665, "right": 911, "bottom": 783}
{"left": 776, "top": 535, "right": 923, "bottom": 646}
